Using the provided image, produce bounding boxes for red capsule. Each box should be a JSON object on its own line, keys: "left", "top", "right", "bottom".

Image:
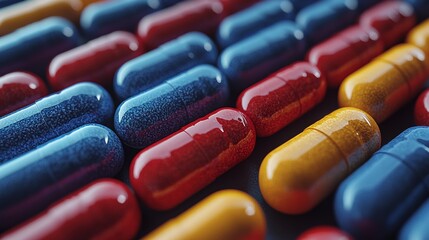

{"left": 48, "top": 31, "right": 142, "bottom": 91}
{"left": 307, "top": 25, "right": 384, "bottom": 87}
{"left": 0, "top": 72, "right": 48, "bottom": 117}
{"left": 414, "top": 89, "right": 429, "bottom": 125}
{"left": 359, "top": 1, "right": 416, "bottom": 48}
{"left": 237, "top": 62, "right": 326, "bottom": 137}
{"left": 130, "top": 107, "right": 256, "bottom": 210}
{"left": 297, "top": 226, "right": 353, "bottom": 240}
{"left": 219, "top": 0, "right": 259, "bottom": 15}
{"left": 1, "top": 179, "right": 141, "bottom": 240}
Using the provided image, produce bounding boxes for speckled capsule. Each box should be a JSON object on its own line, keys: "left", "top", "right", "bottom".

{"left": 48, "top": 31, "right": 143, "bottom": 91}
{"left": 0, "top": 82, "right": 114, "bottom": 165}
{"left": 130, "top": 108, "right": 256, "bottom": 210}
{"left": 339, "top": 44, "right": 429, "bottom": 123}
{"left": 414, "top": 89, "right": 429, "bottom": 126}
{"left": 335, "top": 126, "right": 429, "bottom": 239}
{"left": 399, "top": 198, "right": 429, "bottom": 240}
{"left": 237, "top": 62, "right": 326, "bottom": 137}
{"left": 114, "top": 32, "right": 217, "bottom": 101}
{"left": 259, "top": 107, "right": 381, "bottom": 214}
{"left": 143, "top": 190, "right": 265, "bottom": 240}
{"left": 0, "top": 72, "right": 48, "bottom": 117}
{"left": 0, "top": 17, "right": 81, "bottom": 77}
{"left": 404, "top": 0, "right": 429, "bottom": 21}
{"left": 0, "top": 124, "right": 124, "bottom": 231}
{"left": 407, "top": 19, "right": 429, "bottom": 55}
{"left": 218, "top": 21, "right": 306, "bottom": 92}
{"left": 115, "top": 65, "right": 229, "bottom": 149}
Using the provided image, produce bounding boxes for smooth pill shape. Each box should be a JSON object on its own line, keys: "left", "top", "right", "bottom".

{"left": 0, "top": 72, "right": 48, "bottom": 117}
{"left": 0, "top": 17, "right": 81, "bottom": 77}
{"left": 114, "top": 32, "right": 217, "bottom": 101}
{"left": 48, "top": 31, "right": 143, "bottom": 91}
{"left": 0, "top": 82, "right": 114, "bottom": 165}
{"left": 414, "top": 89, "right": 429, "bottom": 125}
{"left": 237, "top": 62, "right": 326, "bottom": 137}
{"left": 130, "top": 108, "right": 256, "bottom": 210}
{"left": 407, "top": 19, "right": 429, "bottom": 55}
{"left": 405, "top": 0, "right": 429, "bottom": 21}
{"left": 115, "top": 65, "right": 229, "bottom": 149}
{"left": 335, "top": 126, "right": 429, "bottom": 239}
{"left": 259, "top": 107, "right": 381, "bottom": 214}
{"left": 1, "top": 179, "right": 139, "bottom": 240}
{"left": 143, "top": 190, "right": 265, "bottom": 240}
{"left": 297, "top": 226, "right": 353, "bottom": 240}
{"left": 219, "top": 21, "right": 306, "bottom": 92}
{"left": 399, "top": 198, "right": 429, "bottom": 240}
{"left": 0, "top": 124, "right": 124, "bottom": 231}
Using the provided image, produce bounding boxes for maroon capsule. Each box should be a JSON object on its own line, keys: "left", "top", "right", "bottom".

{"left": 297, "top": 226, "right": 353, "bottom": 240}
{"left": 48, "top": 31, "right": 143, "bottom": 91}
{"left": 414, "top": 88, "right": 429, "bottom": 126}
{"left": 130, "top": 107, "right": 256, "bottom": 210}
{"left": 219, "top": 0, "right": 259, "bottom": 15}
{"left": 237, "top": 62, "right": 327, "bottom": 137}
{"left": 0, "top": 72, "right": 48, "bottom": 117}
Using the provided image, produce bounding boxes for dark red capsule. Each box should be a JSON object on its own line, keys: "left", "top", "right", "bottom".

{"left": 219, "top": 0, "right": 259, "bottom": 15}
{"left": 0, "top": 72, "right": 48, "bottom": 117}
{"left": 297, "top": 226, "right": 353, "bottom": 240}
{"left": 414, "top": 89, "right": 429, "bottom": 126}
{"left": 237, "top": 62, "right": 326, "bottom": 137}
{"left": 130, "top": 107, "right": 256, "bottom": 210}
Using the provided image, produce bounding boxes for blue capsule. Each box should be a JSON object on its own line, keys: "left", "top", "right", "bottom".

{"left": 0, "top": 82, "right": 114, "bottom": 165}
{"left": 115, "top": 65, "right": 229, "bottom": 148}
{"left": 399, "top": 198, "right": 429, "bottom": 240}
{"left": 114, "top": 32, "right": 218, "bottom": 101}
{"left": 404, "top": 0, "right": 429, "bottom": 21}
{"left": 0, "top": 0, "right": 24, "bottom": 8}
{"left": 218, "top": 21, "right": 306, "bottom": 92}
{"left": 335, "top": 126, "right": 429, "bottom": 239}
{"left": 0, "top": 17, "right": 81, "bottom": 77}
{"left": 0, "top": 124, "right": 124, "bottom": 231}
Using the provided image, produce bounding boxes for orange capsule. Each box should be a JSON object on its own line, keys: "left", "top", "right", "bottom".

{"left": 407, "top": 19, "right": 429, "bottom": 55}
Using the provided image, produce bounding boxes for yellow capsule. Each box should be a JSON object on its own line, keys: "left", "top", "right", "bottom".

{"left": 339, "top": 44, "right": 428, "bottom": 122}
{"left": 259, "top": 107, "right": 381, "bottom": 214}
{"left": 143, "top": 190, "right": 266, "bottom": 240}
{"left": 407, "top": 19, "right": 429, "bottom": 55}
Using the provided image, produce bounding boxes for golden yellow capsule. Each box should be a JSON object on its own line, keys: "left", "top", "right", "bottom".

{"left": 407, "top": 19, "right": 429, "bottom": 55}
{"left": 259, "top": 107, "right": 381, "bottom": 214}
{"left": 143, "top": 190, "right": 266, "bottom": 240}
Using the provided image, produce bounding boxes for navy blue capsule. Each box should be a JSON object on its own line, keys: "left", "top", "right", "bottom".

{"left": 405, "top": 0, "right": 429, "bottom": 21}
{"left": 218, "top": 21, "right": 306, "bottom": 92}
{"left": 335, "top": 126, "right": 429, "bottom": 239}
{"left": 0, "top": 0, "right": 24, "bottom": 8}
{"left": 0, "top": 82, "right": 114, "bottom": 165}
{"left": 114, "top": 65, "right": 229, "bottom": 149}
{"left": 0, "top": 17, "right": 81, "bottom": 77}
{"left": 114, "top": 32, "right": 218, "bottom": 101}
{"left": 399, "top": 198, "right": 429, "bottom": 240}
{"left": 0, "top": 124, "right": 124, "bottom": 231}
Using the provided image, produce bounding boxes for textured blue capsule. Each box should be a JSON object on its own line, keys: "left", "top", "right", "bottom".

{"left": 0, "top": 82, "right": 114, "bottom": 165}
{"left": 405, "top": 0, "right": 429, "bottom": 21}
{"left": 0, "top": 17, "right": 81, "bottom": 77}
{"left": 335, "top": 126, "right": 429, "bottom": 239}
{"left": 115, "top": 65, "right": 229, "bottom": 149}
{"left": 0, "top": 124, "right": 124, "bottom": 231}
{"left": 399, "top": 198, "right": 429, "bottom": 240}
{"left": 114, "top": 32, "right": 218, "bottom": 101}
{"left": 218, "top": 21, "right": 306, "bottom": 92}
{"left": 0, "top": 0, "right": 24, "bottom": 8}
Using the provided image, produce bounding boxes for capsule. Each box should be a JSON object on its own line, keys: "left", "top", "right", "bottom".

{"left": 359, "top": 1, "right": 416, "bottom": 48}
{"left": 297, "top": 226, "right": 353, "bottom": 240}
{"left": 130, "top": 108, "right": 256, "bottom": 210}
{"left": 114, "top": 32, "right": 217, "bottom": 101}
{"left": 414, "top": 89, "right": 429, "bottom": 126}
{"left": 0, "top": 124, "right": 124, "bottom": 230}
{"left": 399, "top": 198, "right": 429, "bottom": 240}
{"left": 0, "top": 72, "right": 48, "bottom": 117}
{"left": 259, "top": 107, "right": 381, "bottom": 214}
{"left": 237, "top": 62, "right": 326, "bottom": 137}
{"left": 0, "top": 0, "right": 24, "bottom": 9}
{"left": 48, "top": 31, "right": 143, "bottom": 91}
{"left": 335, "top": 126, "right": 429, "bottom": 239}
{"left": 407, "top": 19, "right": 429, "bottom": 55}
{"left": 219, "top": 21, "right": 306, "bottom": 92}
{"left": 307, "top": 25, "right": 383, "bottom": 87}
{"left": 218, "top": 0, "right": 259, "bottom": 15}
{"left": 0, "top": 17, "right": 81, "bottom": 77}
{"left": 0, "top": 82, "right": 114, "bottom": 165}
{"left": 143, "top": 190, "right": 265, "bottom": 240}
{"left": 339, "top": 44, "right": 428, "bottom": 123}
{"left": 115, "top": 65, "right": 229, "bottom": 149}
{"left": 405, "top": 0, "right": 429, "bottom": 21}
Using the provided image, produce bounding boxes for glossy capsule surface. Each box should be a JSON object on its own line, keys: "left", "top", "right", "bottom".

{"left": 407, "top": 19, "right": 429, "bottom": 55}
{"left": 259, "top": 107, "right": 381, "bottom": 214}
{"left": 0, "top": 17, "right": 81, "bottom": 77}
{"left": 237, "top": 62, "right": 326, "bottom": 137}
{"left": 297, "top": 226, "right": 353, "bottom": 240}
{"left": 143, "top": 190, "right": 265, "bottom": 240}
{"left": 0, "top": 124, "right": 124, "bottom": 231}
{"left": 414, "top": 89, "right": 429, "bottom": 126}
{"left": 0, "top": 82, "right": 114, "bottom": 164}
{"left": 130, "top": 108, "right": 256, "bottom": 210}
{"left": 48, "top": 31, "right": 143, "bottom": 91}
{"left": 335, "top": 126, "right": 429, "bottom": 239}
{"left": 1, "top": 179, "right": 140, "bottom": 240}
{"left": 0, "top": 72, "right": 48, "bottom": 117}
{"left": 307, "top": 25, "right": 383, "bottom": 87}
{"left": 339, "top": 44, "right": 429, "bottom": 123}
{"left": 115, "top": 65, "right": 229, "bottom": 149}
{"left": 219, "top": 21, "right": 306, "bottom": 92}
{"left": 114, "top": 32, "right": 217, "bottom": 101}
{"left": 399, "top": 198, "right": 429, "bottom": 240}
